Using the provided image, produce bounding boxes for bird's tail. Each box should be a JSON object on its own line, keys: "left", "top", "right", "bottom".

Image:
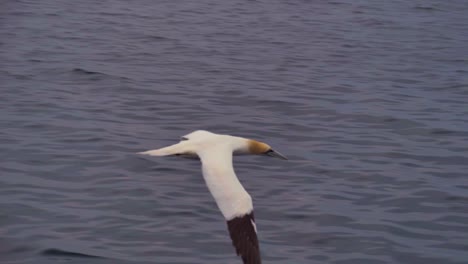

{"left": 137, "top": 141, "right": 194, "bottom": 157}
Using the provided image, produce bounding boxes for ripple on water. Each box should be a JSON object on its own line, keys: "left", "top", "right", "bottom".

{"left": 1, "top": 0, "right": 468, "bottom": 263}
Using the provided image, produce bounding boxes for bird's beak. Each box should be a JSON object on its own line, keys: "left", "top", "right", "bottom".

{"left": 266, "top": 149, "right": 288, "bottom": 160}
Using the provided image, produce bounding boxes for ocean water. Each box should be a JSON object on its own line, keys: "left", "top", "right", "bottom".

{"left": 1, "top": 0, "right": 468, "bottom": 263}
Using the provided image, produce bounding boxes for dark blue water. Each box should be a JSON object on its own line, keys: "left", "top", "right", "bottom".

{"left": 1, "top": 0, "right": 468, "bottom": 263}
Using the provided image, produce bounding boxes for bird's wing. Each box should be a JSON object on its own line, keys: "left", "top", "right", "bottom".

{"left": 227, "top": 211, "right": 261, "bottom": 264}
{"left": 198, "top": 147, "right": 261, "bottom": 264}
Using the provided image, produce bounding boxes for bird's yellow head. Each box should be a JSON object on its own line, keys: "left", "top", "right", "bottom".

{"left": 247, "top": 140, "right": 287, "bottom": 160}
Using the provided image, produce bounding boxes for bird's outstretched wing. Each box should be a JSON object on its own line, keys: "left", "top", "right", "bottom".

{"left": 198, "top": 147, "right": 261, "bottom": 264}
{"left": 227, "top": 211, "right": 261, "bottom": 264}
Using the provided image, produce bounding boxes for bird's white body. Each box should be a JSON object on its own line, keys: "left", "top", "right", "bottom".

{"left": 139, "top": 130, "right": 286, "bottom": 264}
{"left": 140, "top": 130, "right": 252, "bottom": 220}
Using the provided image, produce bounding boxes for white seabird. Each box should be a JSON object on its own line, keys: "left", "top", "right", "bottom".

{"left": 138, "top": 130, "right": 287, "bottom": 264}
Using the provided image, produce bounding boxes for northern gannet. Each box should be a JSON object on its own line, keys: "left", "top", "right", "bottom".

{"left": 138, "top": 130, "right": 287, "bottom": 264}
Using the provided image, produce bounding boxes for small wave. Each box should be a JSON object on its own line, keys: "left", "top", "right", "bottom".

{"left": 414, "top": 6, "right": 438, "bottom": 11}
{"left": 41, "top": 248, "right": 105, "bottom": 259}
{"left": 146, "top": 35, "right": 170, "bottom": 41}
{"left": 72, "top": 68, "right": 104, "bottom": 75}
{"left": 71, "top": 67, "right": 131, "bottom": 80}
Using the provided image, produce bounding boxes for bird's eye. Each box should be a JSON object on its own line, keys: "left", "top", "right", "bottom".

{"left": 180, "top": 137, "right": 189, "bottom": 141}
{"left": 264, "top": 149, "right": 274, "bottom": 154}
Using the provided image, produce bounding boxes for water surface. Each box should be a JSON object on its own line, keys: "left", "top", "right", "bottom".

{"left": 1, "top": 0, "right": 468, "bottom": 263}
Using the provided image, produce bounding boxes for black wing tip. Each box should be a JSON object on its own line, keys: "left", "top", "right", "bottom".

{"left": 227, "top": 212, "right": 261, "bottom": 264}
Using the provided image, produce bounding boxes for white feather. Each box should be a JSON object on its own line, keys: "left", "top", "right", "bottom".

{"left": 139, "top": 130, "right": 253, "bottom": 220}
{"left": 198, "top": 146, "right": 253, "bottom": 220}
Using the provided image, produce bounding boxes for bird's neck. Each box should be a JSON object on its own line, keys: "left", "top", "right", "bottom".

{"left": 229, "top": 136, "right": 250, "bottom": 155}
